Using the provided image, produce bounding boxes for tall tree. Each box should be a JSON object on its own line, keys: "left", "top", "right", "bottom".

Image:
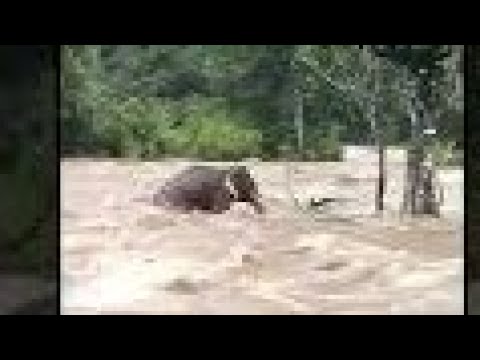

{"left": 370, "top": 45, "right": 454, "bottom": 216}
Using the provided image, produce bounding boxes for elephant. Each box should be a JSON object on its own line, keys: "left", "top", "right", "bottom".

{"left": 152, "top": 165, "right": 265, "bottom": 214}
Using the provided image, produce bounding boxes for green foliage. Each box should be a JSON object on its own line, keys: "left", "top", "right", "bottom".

{"left": 427, "top": 140, "right": 463, "bottom": 167}
{"left": 303, "top": 124, "right": 342, "bottom": 161}
{"left": 160, "top": 97, "right": 262, "bottom": 160}
{"left": 61, "top": 45, "right": 464, "bottom": 162}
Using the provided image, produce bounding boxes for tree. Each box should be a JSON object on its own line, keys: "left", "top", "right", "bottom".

{"left": 293, "top": 45, "right": 391, "bottom": 211}
{"left": 370, "top": 45, "right": 455, "bottom": 216}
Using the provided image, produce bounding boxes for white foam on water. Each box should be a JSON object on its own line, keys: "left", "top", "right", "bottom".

{"left": 62, "top": 254, "right": 209, "bottom": 311}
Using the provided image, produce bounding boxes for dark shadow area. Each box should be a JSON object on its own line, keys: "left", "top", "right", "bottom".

{"left": 467, "top": 45, "right": 480, "bottom": 314}
{"left": 0, "top": 45, "right": 59, "bottom": 315}
{"left": 9, "top": 292, "right": 58, "bottom": 315}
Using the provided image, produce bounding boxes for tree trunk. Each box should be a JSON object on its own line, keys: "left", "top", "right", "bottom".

{"left": 293, "top": 88, "right": 304, "bottom": 159}
{"left": 377, "top": 141, "right": 385, "bottom": 212}
{"left": 372, "top": 64, "right": 385, "bottom": 213}
{"left": 370, "top": 99, "right": 386, "bottom": 213}
{"left": 402, "top": 98, "right": 441, "bottom": 217}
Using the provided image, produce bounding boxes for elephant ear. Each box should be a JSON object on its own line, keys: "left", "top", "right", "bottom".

{"left": 228, "top": 165, "right": 265, "bottom": 214}
{"left": 224, "top": 170, "right": 238, "bottom": 199}
{"left": 229, "top": 166, "right": 256, "bottom": 195}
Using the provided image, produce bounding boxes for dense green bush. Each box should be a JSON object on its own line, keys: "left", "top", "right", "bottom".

{"left": 161, "top": 97, "right": 262, "bottom": 160}
{"left": 64, "top": 87, "right": 263, "bottom": 160}
{"left": 303, "top": 125, "right": 342, "bottom": 162}
{"left": 61, "top": 45, "right": 463, "bottom": 162}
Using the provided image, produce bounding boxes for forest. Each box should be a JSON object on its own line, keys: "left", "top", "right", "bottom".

{"left": 61, "top": 45, "right": 463, "bottom": 165}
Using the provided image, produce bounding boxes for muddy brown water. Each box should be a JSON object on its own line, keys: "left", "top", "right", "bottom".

{"left": 61, "top": 159, "right": 463, "bottom": 315}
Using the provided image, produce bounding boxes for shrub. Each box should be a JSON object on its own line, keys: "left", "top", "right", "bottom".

{"left": 160, "top": 97, "right": 262, "bottom": 161}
